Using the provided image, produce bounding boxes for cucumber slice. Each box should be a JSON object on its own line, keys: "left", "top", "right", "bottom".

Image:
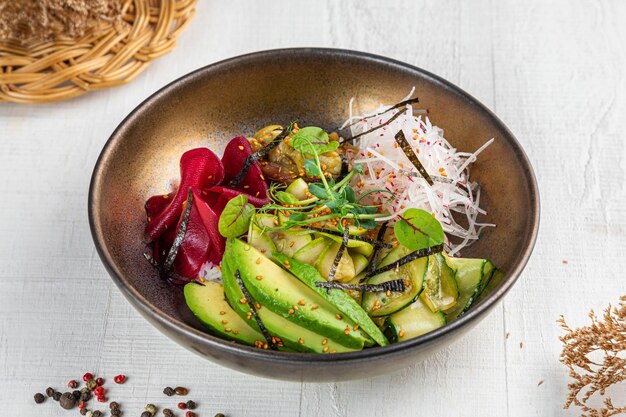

{"left": 221, "top": 257, "right": 356, "bottom": 353}
{"left": 352, "top": 253, "right": 369, "bottom": 276}
{"left": 317, "top": 232, "right": 374, "bottom": 256}
{"left": 420, "top": 254, "right": 459, "bottom": 312}
{"left": 443, "top": 257, "right": 494, "bottom": 321}
{"left": 361, "top": 245, "right": 428, "bottom": 317}
{"left": 250, "top": 213, "right": 312, "bottom": 257}
{"left": 273, "top": 230, "right": 312, "bottom": 257}
{"left": 184, "top": 281, "right": 263, "bottom": 345}
{"left": 285, "top": 178, "right": 309, "bottom": 200}
{"left": 386, "top": 298, "right": 446, "bottom": 342}
{"left": 345, "top": 273, "right": 365, "bottom": 304}
{"left": 315, "top": 241, "right": 356, "bottom": 282}
{"left": 293, "top": 237, "right": 331, "bottom": 265}
{"left": 274, "top": 253, "right": 388, "bottom": 347}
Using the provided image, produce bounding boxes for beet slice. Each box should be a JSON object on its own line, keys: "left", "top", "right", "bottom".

{"left": 146, "top": 148, "right": 224, "bottom": 242}
{"left": 192, "top": 189, "right": 225, "bottom": 265}
{"left": 202, "top": 185, "right": 269, "bottom": 219}
{"left": 221, "top": 137, "right": 269, "bottom": 201}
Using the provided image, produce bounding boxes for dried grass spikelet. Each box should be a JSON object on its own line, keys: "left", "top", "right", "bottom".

{"left": 558, "top": 295, "right": 626, "bottom": 417}
{"left": 0, "top": 0, "right": 124, "bottom": 44}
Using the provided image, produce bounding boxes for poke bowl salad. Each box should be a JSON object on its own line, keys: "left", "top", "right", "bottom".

{"left": 143, "top": 89, "right": 500, "bottom": 354}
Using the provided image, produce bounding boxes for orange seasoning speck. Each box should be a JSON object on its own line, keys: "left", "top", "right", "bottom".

{"left": 256, "top": 275, "right": 263, "bottom": 280}
{"left": 323, "top": 346, "right": 329, "bottom": 353}
{"left": 238, "top": 145, "right": 244, "bottom": 151}
{"left": 256, "top": 258, "right": 262, "bottom": 264}
{"left": 311, "top": 305, "right": 319, "bottom": 310}
{"left": 298, "top": 338, "right": 304, "bottom": 344}
{"left": 336, "top": 314, "right": 342, "bottom": 320}
{"left": 398, "top": 329, "right": 405, "bottom": 338}
{"left": 288, "top": 309, "right": 295, "bottom": 315}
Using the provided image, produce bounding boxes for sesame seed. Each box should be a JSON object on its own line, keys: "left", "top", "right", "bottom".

{"left": 398, "top": 329, "right": 405, "bottom": 337}
{"left": 219, "top": 311, "right": 226, "bottom": 315}
{"left": 225, "top": 328, "right": 232, "bottom": 332}
{"left": 256, "top": 303, "right": 261, "bottom": 309}
{"left": 311, "top": 305, "right": 319, "bottom": 310}
{"left": 298, "top": 338, "right": 304, "bottom": 344}
{"left": 353, "top": 324, "right": 359, "bottom": 330}
{"left": 330, "top": 350, "right": 336, "bottom": 354}
{"left": 221, "top": 320, "right": 228, "bottom": 324}
{"left": 289, "top": 241, "right": 295, "bottom": 247}
{"left": 238, "top": 145, "right": 245, "bottom": 150}
{"left": 239, "top": 298, "right": 247, "bottom": 304}
{"left": 322, "top": 339, "right": 328, "bottom": 345}
{"left": 336, "top": 314, "right": 342, "bottom": 319}
{"left": 233, "top": 330, "right": 239, "bottom": 335}
{"left": 386, "top": 290, "right": 391, "bottom": 296}
{"left": 256, "top": 258, "right": 262, "bottom": 264}
{"left": 288, "top": 309, "right": 295, "bottom": 314}
{"left": 256, "top": 275, "right": 263, "bottom": 280}
{"left": 298, "top": 299, "right": 305, "bottom": 306}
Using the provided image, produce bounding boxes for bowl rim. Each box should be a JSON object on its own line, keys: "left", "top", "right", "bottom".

{"left": 89, "top": 47, "right": 540, "bottom": 365}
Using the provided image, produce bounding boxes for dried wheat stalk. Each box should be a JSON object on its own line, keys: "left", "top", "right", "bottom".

{"left": 558, "top": 295, "right": 626, "bottom": 417}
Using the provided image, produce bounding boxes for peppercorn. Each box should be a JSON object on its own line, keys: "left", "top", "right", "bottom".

{"left": 92, "top": 411, "right": 103, "bottom": 417}
{"left": 94, "top": 386, "right": 105, "bottom": 396}
{"left": 96, "top": 395, "right": 107, "bottom": 403}
{"left": 163, "top": 409, "right": 174, "bottom": 417}
{"left": 85, "top": 411, "right": 93, "bottom": 417}
{"left": 215, "top": 414, "right": 226, "bottom": 417}
{"left": 110, "top": 401, "right": 120, "bottom": 409}
{"left": 95, "top": 377, "right": 105, "bottom": 386}
{"left": 53, "top": 391, "right": 62, "bottom": 401}
{"left": 177, "top": 402, "right": 187, "bottom": 410}
{"left": 163, "top": 387, "right": 175, "bottom": 396}
{"left": 68, "top": 380, "right": 79, "bottom": 389}
{"left": 79, "top": 401, "right": 86, "bottom": 409}
{"left": 60, "top": 392, "right": 77, "bottom": 409}
{"left": 34, "top": 393, "right": 45, "bottom": 404}
{"left": 80, "top": 390, "right": 92, "bottom": 402}
{"left": 73, "top": 390, "right": 82, "bottom": 400}
{"left": 83, "top": 373, "right": 94, "bottom": 382}
{"left": 185, "top": 400, "right": 196, "bottom": 410}
{"left": 87, "top": 379, "right": 98, "bottom": 390}
{"left": 141, "top": 412, "right": 152, "bottom": 417}
{"left": 174, "top": 386, "right": 188, "bottom": 396}
{"left": 186, "top": 412, "right": 197, "bottom": 417}
{"left": 111, "top": 409, "right": 121, "bottom": 416}
{"left": 46, "top": 387, "right": 56, "bottom": 397}
{"left": 80, "top": 408, "right": 88, "bottom": 416}
{"left": 113, "top": 374, "right": 126, "bottom": 384}
{"left": 145, "top": 404, "right": 157, "bottom": 414}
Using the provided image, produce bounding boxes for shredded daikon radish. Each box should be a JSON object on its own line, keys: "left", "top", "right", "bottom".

{"left": 344, "top": 90, "right": 495, "bottom": 255}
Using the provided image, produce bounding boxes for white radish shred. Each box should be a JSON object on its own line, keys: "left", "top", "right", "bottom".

{"left": 344, "top": 90, "right": 495, "bottom": 255}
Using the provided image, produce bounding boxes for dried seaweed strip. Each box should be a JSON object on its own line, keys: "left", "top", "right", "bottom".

{"left": 162, "top": 188, "right": 194, "bottom": 275}
{"left": 229, "top": 127, "right": 291, "bottom": 187}
{"left": 394, "top": 131, "right": 433, "bottom": 186}
{"left": 305, "top": 226, "right": 392, "bottom": 248}
{"left": 234, "top": 269, "right": 276, "bottom": 350}
{"left": 142, "top": 252, "right": 202, "bottom": 285}
{"left": 342, "top": 98, "right": 421, "bottom": 129}
{"left": 340, "top": 109, "right": 407, "bottom": 144}
{"left": 328, "top": 226, "right": 350, "bottom": 282}
{"left": 365, "top": 244, "right": 443, "bottom": 278}
{"left": 315, "top": 279, "right": 406, "bottom": 293}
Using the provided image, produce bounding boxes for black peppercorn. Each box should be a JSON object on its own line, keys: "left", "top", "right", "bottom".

{"left": 163, "top": 386, "right": 175, "bottom": 396}
{"left": 59, "top": 392, "right": 77, "bottom": 409}
{"left": 141, "top": 412, "right": 152, "bottom": 417}
{"left": 93, "top": 411, "right": 103, "bottom": 417}
{"left": 174, "top": 386, "right": 188, "bottom": 396}
{"left": 73, "top": 390, "right": 82, "bottom": 400}
{"left": 215, "top": 414, "right": 226, "bottom": 417}
{"left": 81, "top": 390, "right": 92, "bottom": 402}
{"left": 34, "top": 393, "right": 45, "bottom": 404}
{"left": 185, "top": 400, "right": 196, "bottom": 410}
{"left": 111, "top": 408, "right": 121, "bottom": 416}
{"left": 80, "top": 408, "right": 88, "bottom": 416}
{"left": 46, "top": 387, "right": 56, "bottom": 397}
{"left": 163, "top": 408, "right": 173, "bottom": 416}
{"left": 110, "top": 401, "right": 120, "bottom": 409}
{"left": 53, "top": 391, "right": 62, "bottom": 401}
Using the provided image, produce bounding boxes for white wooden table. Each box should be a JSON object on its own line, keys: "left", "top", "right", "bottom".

{"left": 2, "top": 1, "right": 625, "bottom": 416}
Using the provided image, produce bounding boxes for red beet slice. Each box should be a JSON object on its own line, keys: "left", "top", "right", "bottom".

{"left": 146, "top": 148, "right": 224, "bottom": 242}
{"left": 221, "top": 137, "right": 269, "bottom": 201}
{"left": 202, "top": 185, "right": 269, "bottom": 219}
{"left": 192, "top": 190, "right": 225, "bottom": 264}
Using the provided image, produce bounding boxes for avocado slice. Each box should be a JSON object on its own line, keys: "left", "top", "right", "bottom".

{"left": 250, "top": 213, "right": 312, "bottom": 257}
{"left": 221, "top": 255, "right": 357, "bottom": 353}
{"left": 227, "top": 238, "right": 369, "bottom": 349}
{"left": 274, "top": 253, "right": 389, "bottom": 347}
{"left": 184, "top": 281, "right": 263, "bottom": 346}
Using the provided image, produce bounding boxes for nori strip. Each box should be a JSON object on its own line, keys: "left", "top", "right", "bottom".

{"left": 341, "top": 97, "right": 421, "bottom": 130}
{"left": 143, "top": 252, "right": 203, "bottom": 286}
{"left": 365, "top": 244, "right": 444, "bottom": 278}
{"left": 229, "top": 125, "right": 292, "bottom": 187}
{"left": 234, "top": 269, "right": 276, "bottom": 350}
{"left": 399, "top": 169, "right": 453, "bottom": 184}
{"left": 363, "top": 222, "right": 389, "bottom": 281}
{"left": 162, "top": 188, "right": 194, "bottom": 275}
{"left": 337, "top": 153, "right": 350, "bottom": 182}
{"left": 328, "top": 226, "right": 350, "bottom": 282}
{"left": 340, "top": 108, "right": 407, "bottom": 144}
{"left": 394, "top": 130, "right": 434, "bottom": 186}
{"left": 304, "top": 226, "right": 392, "bottom": 248}
{"left": 315, "top": 279, "right": 406, "bottom": 293}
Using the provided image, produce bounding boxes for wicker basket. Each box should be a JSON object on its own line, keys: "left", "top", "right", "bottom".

{"left": 0, "top": 0, "right": 197, "bottom": 103}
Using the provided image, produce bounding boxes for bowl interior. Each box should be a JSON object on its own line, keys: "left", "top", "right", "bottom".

{"left": 90, "top": 49, "right": 537, "bottom": 351}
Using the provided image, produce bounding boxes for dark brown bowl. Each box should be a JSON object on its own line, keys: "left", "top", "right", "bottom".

{"left": 89, "top": 48, "right": 539, "bottom": 381}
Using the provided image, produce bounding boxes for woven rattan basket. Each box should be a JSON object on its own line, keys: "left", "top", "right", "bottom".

{"left": 0, "top": 0, "right": 197, "bottom": 103}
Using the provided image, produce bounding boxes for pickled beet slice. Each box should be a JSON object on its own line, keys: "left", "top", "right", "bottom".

{"left": 220, "top": 137, "right": 269, "bottom": 201}
{"left": 146, "top": 148, "right": 224, "bottom": 242}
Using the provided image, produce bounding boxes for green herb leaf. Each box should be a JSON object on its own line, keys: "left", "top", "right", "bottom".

{"left": 358, "top": 219, "right": 378, "bottom": 229}
{"left": 394, "top": 208, "right": 445, "bottom": 251}
{"left": 291, "top": 127, "right": 339, "bottom": 155}
{"left": 352, "top": 163, "right": 364, "bottom": 174}
{"left": 343, "top": 186, "right": 356, "bottom": 203}
{"left": 303, "top": 158, "right": 321, "bottom": 177}
{"left": 307, "top": 183, "right": 329, "bottom": 199}
{"left": 275, "top": 191, "right": 300, "bottom": 205}
{"left": 289, "top": 212, "right": 308, "bottom": 222}
{"left": 218, "top": 194, "right": 256, "bottom": 238}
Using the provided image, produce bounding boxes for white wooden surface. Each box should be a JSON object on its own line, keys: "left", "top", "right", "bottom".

{"left": 1, "top": 1, "right": 625, "bottom": 416}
